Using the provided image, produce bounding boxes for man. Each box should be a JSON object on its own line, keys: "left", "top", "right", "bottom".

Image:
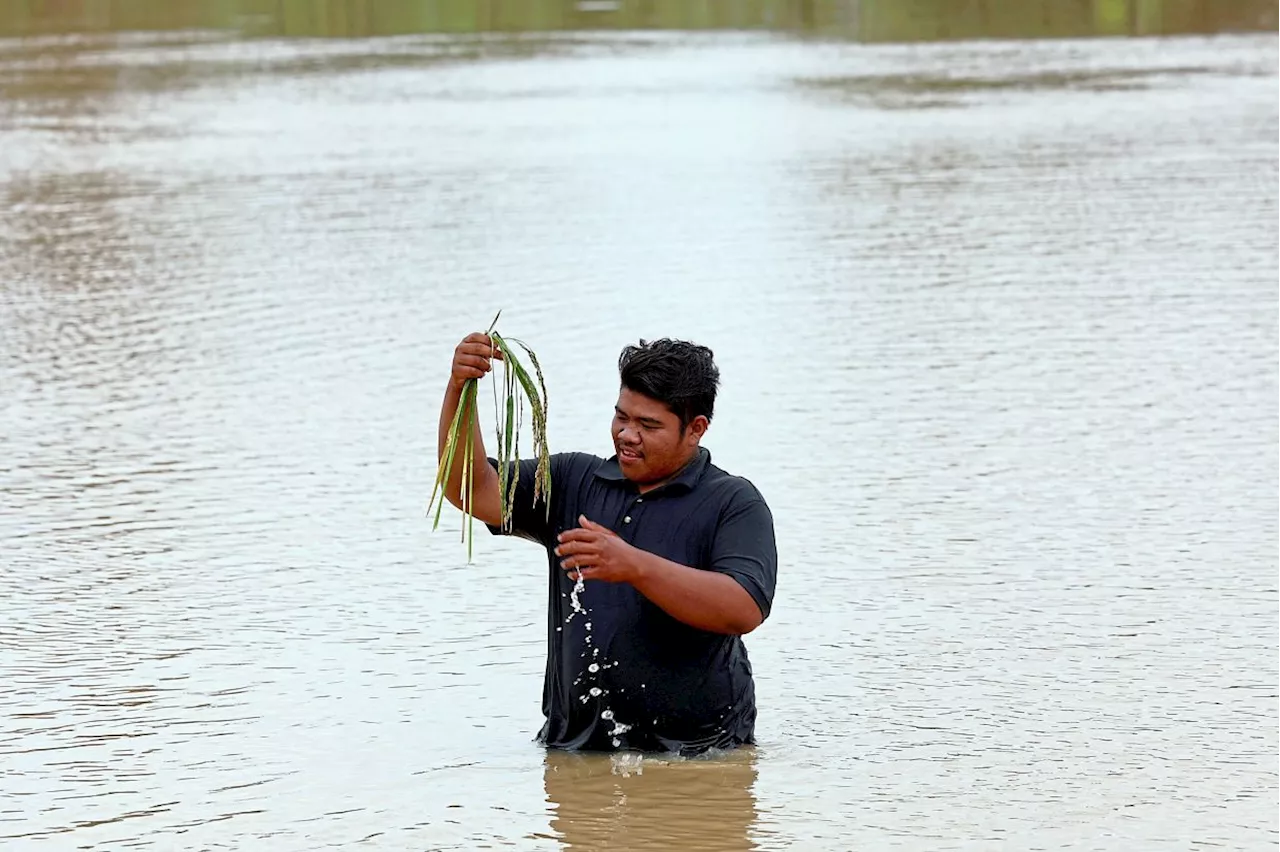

{"left": 437, "top": 333, "right": 777, "bottom": 755}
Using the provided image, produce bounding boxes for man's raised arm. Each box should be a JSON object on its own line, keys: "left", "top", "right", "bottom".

{"left": 437, "top": 332, "right": 504, "bottom": 528}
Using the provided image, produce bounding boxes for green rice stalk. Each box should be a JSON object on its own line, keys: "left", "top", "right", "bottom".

{"left": 510, "top": 364, "right": 522, "bottom": 521}
{"left": 506, "top": 337, "right": 551, "bottom": 511}
{"left": 489, "top": 333, "right": 552, "bottom": 522}
{"left": 463, "top": 396, "right": 476, "bottom": 560}
{"left": 492, "top": 358, "right": 505, "bottom": 513}
{"left": 500, "top": 394, "right": 515, "bottom": 509}
{"left": 428, "top": 378, "right": 475, "bottom": 532}
{"left": 460, "top": 393, "right": 472, "bottom": 540}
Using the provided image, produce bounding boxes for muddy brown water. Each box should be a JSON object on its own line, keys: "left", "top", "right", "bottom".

{"left": 1, "top": 19, "right": 1276, "bottom": 852}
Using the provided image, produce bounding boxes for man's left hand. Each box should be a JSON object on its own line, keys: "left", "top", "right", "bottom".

{"left": 555, "top": 515, "right": 641, "bottom": 583}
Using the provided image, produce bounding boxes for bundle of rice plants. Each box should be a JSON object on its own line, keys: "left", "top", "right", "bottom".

{"left": 426, "top": 311, "right": 551, "bottom": 561}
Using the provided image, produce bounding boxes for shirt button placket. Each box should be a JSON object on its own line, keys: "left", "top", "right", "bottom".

{"left": 620, "top": 496, "right": 642, "bottom": 541}
{"left": 628, "top": 495, "right": 645, "bottom": 526}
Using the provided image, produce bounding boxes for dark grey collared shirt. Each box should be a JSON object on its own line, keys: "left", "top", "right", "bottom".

{"left": 486, "top": 447, "right": 777, "bottom": 755}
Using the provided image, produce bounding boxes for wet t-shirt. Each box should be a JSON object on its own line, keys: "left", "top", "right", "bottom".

{"left": 485, "top": 448, "right": 777, "bottom": 756}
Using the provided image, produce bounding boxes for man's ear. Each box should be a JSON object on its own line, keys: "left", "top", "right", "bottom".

{"left": 686, "top": 415, "right": 709, "bottom": 444}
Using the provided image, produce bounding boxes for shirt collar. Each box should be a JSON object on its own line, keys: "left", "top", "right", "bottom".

{"left": 594, "top": 447, "right": 711, "bottom": 495}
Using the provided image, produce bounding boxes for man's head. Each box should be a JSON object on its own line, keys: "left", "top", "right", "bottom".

{"left": 612, "top": 339, "right": 720, "bottom": 487}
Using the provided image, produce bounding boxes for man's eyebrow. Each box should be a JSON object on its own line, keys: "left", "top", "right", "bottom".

{"left": 616, "top": 406, "right": 664, "bottom": 425}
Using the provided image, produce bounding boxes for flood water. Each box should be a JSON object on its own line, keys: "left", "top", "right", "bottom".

{"left": 1, "top": 18, "right": 1277, "bottom": 852}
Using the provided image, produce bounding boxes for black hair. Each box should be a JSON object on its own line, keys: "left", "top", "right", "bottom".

{"left": 617, "top": 338, "right": 720, "bottom": 431}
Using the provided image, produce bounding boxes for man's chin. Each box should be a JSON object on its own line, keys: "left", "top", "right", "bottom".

{"left": 618, "top": 457, "right": 646, "bottom": 479}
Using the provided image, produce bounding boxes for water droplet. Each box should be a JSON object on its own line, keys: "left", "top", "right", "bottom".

{"left": 588, "top": 663, "right": 599, "bottom": 673}
{"left": 589, "top": 687, "right": 602, "bottom": 697}
{"left": 611, "top": 738, "right": 621, "bottom": 747}
{"left": 601, "top": 710, "right": 614, "bottom": 720}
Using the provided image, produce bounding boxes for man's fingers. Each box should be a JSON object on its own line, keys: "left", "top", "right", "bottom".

{"left": 458, "top": 342, "right": 499, "bottom": 360}
{"left": 554, "top": 540, "right": 598, "bottom": 558}
{"left": 560, "top": 553, "right": 596, "bottom": 572}
{"left": 557, "top": 529, "right": 603, "bottom": 544}
{"left": 459, "top": 330, "right": 503, "bottom": 357}
{"left": 455, "top": 354, "right": 493, "bottom": 371}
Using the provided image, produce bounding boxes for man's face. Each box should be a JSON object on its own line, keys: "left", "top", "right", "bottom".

{"left": 611, "top": 387, "right": 706, "bottom": 487}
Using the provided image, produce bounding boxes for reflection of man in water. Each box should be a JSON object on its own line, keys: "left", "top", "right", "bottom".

{"left": 437, "top": 334, "right": 778, "bottom": 755}
{"left": 543, "top": 750, "right": 759, "bottom": 851}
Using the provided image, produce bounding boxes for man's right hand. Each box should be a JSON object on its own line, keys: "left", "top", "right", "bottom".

{"left": 451, "top": 332, "right": 503, "bottom": 389}
{"left": 439, "top": 332, "right": 505, "bottom": 526}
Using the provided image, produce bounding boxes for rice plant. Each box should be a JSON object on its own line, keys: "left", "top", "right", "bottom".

{"left": 426, "top": 311, "right": 551, "bottom": 561}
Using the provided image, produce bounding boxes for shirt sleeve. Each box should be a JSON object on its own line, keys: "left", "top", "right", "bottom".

{"left": 709, "top": 495, "right": 778, "bottom": 622}
{"left": 484, "top": 454, "right": 557, "bottom": 548}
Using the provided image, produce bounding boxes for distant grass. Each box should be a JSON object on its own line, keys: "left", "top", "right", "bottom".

{"left": 797, "top": 65, "right": 1236, "bottom": 108}
{"left": 426, "top": 311, "right": 551, "bottom": 562}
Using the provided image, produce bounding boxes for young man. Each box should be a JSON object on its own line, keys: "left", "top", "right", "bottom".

{"left": 437, "top": 334, "right": 778, "bottom": 755}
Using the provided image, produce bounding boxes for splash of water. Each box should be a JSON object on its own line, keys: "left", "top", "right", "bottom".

{"left": 563, "top": 567, "right": 634, "bottom": 743}
{"left": 567, "top": 572, "right": 586, "bottom": 619}
{"left": 610, "top": 752, "right": 644, "bottom": 777}
{"left": 601, "top": 708, "right": 632, "bottom": 747}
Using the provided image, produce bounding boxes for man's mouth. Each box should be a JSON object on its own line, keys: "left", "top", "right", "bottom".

{"left": 618, "top": 447, "right": 643, "bottom": 463}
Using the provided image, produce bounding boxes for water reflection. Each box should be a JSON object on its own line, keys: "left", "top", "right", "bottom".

{"left": 544, "top": 750, "right": 760, "bottom": 851}
{"left": 0, "top": 0, "right": 1273, "bottom": 40}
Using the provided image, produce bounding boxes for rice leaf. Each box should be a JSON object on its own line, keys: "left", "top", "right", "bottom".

{"left": 463, "top": 396, "right": 475, "bottom": 560}
{"left": 506, "top": 337, "right": 548, "bottom": 411}
{"left": 426, "top": 383, "right": 466, "bottom": 519}
{"left": 493, "top": 364, "right": 507, "bottom": 527}
{"left": 490, "top": 333, "right": 552, "bottom": 518}
{"left": 428, "top": 378, "right": 475, "bottom": 530}
{"left": 508, "top": 338, "right": 552, "bottom": 514}
{"left": 460, "top": 393, "right": 473, "bottom": 542}
{"left": 509, "top": 376, "right": 522, "bottom": 530}
{"left": 500, "top": 393, "right": 515, "bottom": 524}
